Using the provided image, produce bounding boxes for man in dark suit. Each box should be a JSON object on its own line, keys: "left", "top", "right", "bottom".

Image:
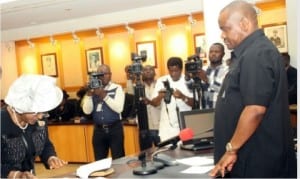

{"left": 282, "top": 53, "right": 297, "bottom": 105}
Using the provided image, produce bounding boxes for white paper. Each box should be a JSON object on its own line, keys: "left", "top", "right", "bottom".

{"left": 176, "top": 156, "right": 213, "bottom": 166}
{"left": 177, "top": 156, "right": 214, "bottom": 174}
{"left": 181, "top": 165, "right": 214, "bottom": 174}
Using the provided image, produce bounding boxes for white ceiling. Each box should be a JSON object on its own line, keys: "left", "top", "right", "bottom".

{"left": 0, "top": 0, "right": 276, "bottom": 42}
{"left": 0, "top": 0, "right": 185, "bottom": 30}
{"left": 1, "top": 0, "right": 203, "bottom": 41}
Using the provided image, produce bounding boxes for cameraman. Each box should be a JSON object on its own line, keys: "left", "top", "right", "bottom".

{"left": 199, "top": 43, "right": 228, "bottom": 109}
{"left": 151, "top": 57, "right": 193, "bottom": 141}
{"left": 82, "top": 64, "right": 125, "bottom": 160}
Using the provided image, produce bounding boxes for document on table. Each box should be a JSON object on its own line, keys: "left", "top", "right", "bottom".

{"left": 176, "top": 156, "right": 214, "bottom": 174}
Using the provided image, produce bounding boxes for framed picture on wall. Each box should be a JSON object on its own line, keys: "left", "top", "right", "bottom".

{"left": 41, "top": 53, "right": 58, "bottom": 77}
{"left": 263, "top": 23, "right": 288, "bottom": 53}
{"left": 85, "top": 47, "right": 103, "bottom": 73}
{"left": 136, "top": 41, "right": 157, "bottom": 67}
{"left": 193, "top": 33, "right": 207, "bottom": 58}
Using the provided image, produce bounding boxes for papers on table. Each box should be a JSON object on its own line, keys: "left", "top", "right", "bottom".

{"left": 176, "top": 156, "right": 214, "bottom": 174}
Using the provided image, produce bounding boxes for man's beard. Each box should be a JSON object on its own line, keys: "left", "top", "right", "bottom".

{"left": 210, "top": 59, "right": 222, "bottom": 65}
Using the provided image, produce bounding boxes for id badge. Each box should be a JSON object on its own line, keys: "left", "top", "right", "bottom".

{"left": 96, "top": 103, "right": 102, "bottom": 111}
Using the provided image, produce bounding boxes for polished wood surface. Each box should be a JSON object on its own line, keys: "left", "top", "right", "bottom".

{"left": 48, "top": 125, "right": 88, "bottom": 162}
{"left": 48, "top": 121, "right": 140, "bottom": 163}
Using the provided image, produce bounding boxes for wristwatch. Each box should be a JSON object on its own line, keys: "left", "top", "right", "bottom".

{"left": 226, "top": 142, "right": 237, "bottom": 153}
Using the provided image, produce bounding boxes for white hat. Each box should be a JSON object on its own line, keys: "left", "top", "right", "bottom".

{"left": 5, "top": 74, "right": 63, "bottom": 113}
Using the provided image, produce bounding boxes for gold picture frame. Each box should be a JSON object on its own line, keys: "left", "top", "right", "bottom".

{"left": 136, "top": 41, "right": 157, "bottom": 67}
{"left": 263, "top": 23, "right": 288, "bottom": 53}
{"left": 194, "top": 33, "right": 207, "bottom": 56}
{"left": 85, "top": 47, "right": 103, "bottom": 74}
{"left": 41, "top": 53, "right": 58, "bottom": 77}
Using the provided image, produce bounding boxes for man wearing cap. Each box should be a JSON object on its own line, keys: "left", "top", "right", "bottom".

{"left": 82, "top": 64, "right": 125, "bottom": 160}
{"left": 1, "top": 74, "right": 67, "bottom": 178}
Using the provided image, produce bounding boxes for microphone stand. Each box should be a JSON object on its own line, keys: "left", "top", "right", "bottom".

{"left": 132, "top": 152, "right": 157, "bottom": 175}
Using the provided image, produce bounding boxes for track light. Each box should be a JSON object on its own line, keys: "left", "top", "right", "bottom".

{"left": 125, "top": 23, "right": 134, "bottom": 34}
{"left": 188, "top": 14, "right": 197, "bottom": 25}
{"left": 157, "top": 19, "right": 166, "bottom": 31}
{"left": 72, "top": 31, "right": 80, "bottom": 43}
{"left": 5, "top": 42, "right": 13, "bottom": 52}
{"left": 96, "top": 28, "right": 104, "bottom": 39}
{"left": 27, "top": 39, "right": 35, "bottom": 48}
{"left": 49, "top": 35, "right": 57, "bottom": 46}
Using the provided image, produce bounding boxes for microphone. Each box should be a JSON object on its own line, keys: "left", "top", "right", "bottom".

{"left": 132, "top": 128, "right": 194, "bottom": 176}
{"left": 156, "top": 128, "right": 194, "bottom": 149}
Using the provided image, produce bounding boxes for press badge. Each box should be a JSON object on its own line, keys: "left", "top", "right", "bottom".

{"left": 96, "top": 103, "right": 102, "bottom": 111}
{"left": 221, "top": 90, "right": 226, "bottom": 98}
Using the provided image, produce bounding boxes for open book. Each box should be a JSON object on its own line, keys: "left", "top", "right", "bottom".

{"left": 76, "top": 157, "right": 112, "bottom": 179}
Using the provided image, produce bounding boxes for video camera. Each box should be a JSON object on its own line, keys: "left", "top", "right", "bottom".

{"left": 185, "top": 47, "right": 202, "bottom": 74}
{"left": 88, "top": 72, "right": 104, "bottom": 89}
{"left": 162, "top": 80, "right": 174, "bottom": 104}
{"left": 128, "top": 50, "right": 147, "bottom": 75}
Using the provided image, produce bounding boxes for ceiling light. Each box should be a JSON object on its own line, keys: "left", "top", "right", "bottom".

{"left": 96, "top": 28, "right": 104, "bottom": 39}
{"left": 5, "top": 42, "right": 12, "bottom": 51}
{"left": 26, "top": 38, "right": 35, "bottom": 48}
{"left": 72, "top": 31, "right": 80, "bottom": 43}
{"left": 188, "top": 14, "right": 197, "bottom": 25}
{"left": 125, "top": 23, "right": 134, "bottom": 34}
{"left": 49, "top": 35, "right": 57, "bottom": 46}
{"left": 157, "top": 19, "right": 166, "bottom": 31}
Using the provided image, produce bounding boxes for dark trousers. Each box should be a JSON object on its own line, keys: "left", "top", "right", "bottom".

{"left": 92, "top": 121, "right": 125, "bottom": 160}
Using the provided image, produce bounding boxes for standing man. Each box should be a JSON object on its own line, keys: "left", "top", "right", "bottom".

{"left": 200, "top": 43, "right": 228, "bottom": 109}
{"left": 142, "top": 65, "right": 160, "bottom": 130}
{"left": 151, "top": 57, "right": 193, "bottom": 141}
{"left": 210, "top": 1, "right": 296, "bottom": 178}
{"left": 82, "top": 64, "right": 125, "bottom": 160}
{"left": 281, "top": 53, "right": 297, "bottom": 105}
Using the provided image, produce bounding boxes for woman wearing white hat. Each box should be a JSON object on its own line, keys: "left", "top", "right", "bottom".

{"left": 1, "top": 74, "right": 68, "bottom": 178}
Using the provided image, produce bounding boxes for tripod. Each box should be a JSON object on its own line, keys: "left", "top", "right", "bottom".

{"left": 190, "top": 77, "right": 203, "bottom": 109}
{"left": 133, "top": 74, "right": 160, "bottom": 150}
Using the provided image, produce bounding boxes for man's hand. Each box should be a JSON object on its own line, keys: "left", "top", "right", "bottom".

{"left": 209, "top": 152, "right": 237, "bottom": 177}
{"left": 93, "top": 88, "right": 107, "bottom": 100}
{"left": 198, "top": 69, "right": 208, "bottom": 83}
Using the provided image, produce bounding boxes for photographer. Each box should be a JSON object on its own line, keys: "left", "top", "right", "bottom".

{"left": 186, "top": 43, "right": 228, "bottom": 109}
{"left": 151, "top": 57, "right": 193, "bottom": 141}
{"left": 81, "top": 64, "right": 125, "bottom": 160}
{"left": 201, "top": 43, "right": 228, "bottom": 109}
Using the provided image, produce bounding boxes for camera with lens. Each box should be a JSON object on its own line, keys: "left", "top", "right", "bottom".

{"left": 128, "top": 50, "right": 147, "bottom": 75}
{"left": 162, "top": 80, "right": 174, "bottom": 104}
{"left": 88, "top": 72, "right": 104, "bottom": 89}
{"left": 185, "top": 47, "right": 203, "bottom": 74}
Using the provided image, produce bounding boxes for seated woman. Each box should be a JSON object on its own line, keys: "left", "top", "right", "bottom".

{"left": 1, "top": 74, "right": 67, "bottom": 178}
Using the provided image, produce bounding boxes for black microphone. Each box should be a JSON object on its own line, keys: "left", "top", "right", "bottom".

{"left": 156, "top": 128, "right": 194, "bottom": 149}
